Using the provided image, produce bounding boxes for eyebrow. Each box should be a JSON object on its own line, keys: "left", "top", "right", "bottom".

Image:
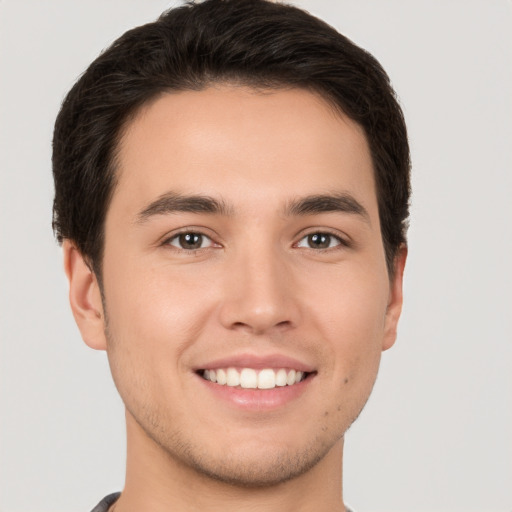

{"left": 284, "top": 193, "right": 371, "bottom": 224}
{"left": 136, "top": 192, "right": 233, "bottom": 222}
{"left": 136, "top": 191, "right": 370, "bottom": 224}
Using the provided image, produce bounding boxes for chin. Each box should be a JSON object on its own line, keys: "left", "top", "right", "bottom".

{"left": 170, "top": 439, "right": 334, "bottom": 488}
{"left": 127, "top": 400, "right": 339, "bottom": 488}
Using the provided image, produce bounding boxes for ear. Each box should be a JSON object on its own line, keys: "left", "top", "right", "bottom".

{"left": 63, "top": 240, "right": 107, "bottom": 350}
{"left": 382, "top": 245, "right": 407, "bottom": 351}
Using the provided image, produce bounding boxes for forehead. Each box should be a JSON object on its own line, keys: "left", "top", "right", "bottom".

{"left": 112, "top": 86, "right": 376, "bottom": 219}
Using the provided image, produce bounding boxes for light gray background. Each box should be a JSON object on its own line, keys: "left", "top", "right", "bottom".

{"left": 1, "top": 1, "right": 511, "bottom": 511}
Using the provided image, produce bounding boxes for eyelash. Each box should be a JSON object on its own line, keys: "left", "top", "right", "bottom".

{"left": 164, "top": 231, "right": 218, "bottom": 252}
{"left": 294, "top": 231, "right": 348, "bottom": 250}
{"left": 162, "top": 229, "right": 349, "bottom": 253}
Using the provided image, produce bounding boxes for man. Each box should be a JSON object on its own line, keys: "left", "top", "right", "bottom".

{"left": 52, "top": 0, "right": 410, "bottom": 510}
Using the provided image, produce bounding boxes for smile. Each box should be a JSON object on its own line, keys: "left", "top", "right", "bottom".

{"left": 200, "top": 368, "right": 309, "bottom": 390}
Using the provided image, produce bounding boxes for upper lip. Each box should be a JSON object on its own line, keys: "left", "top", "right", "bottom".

{"left": 195, "top": 353, "right": 316, "bottom": 373}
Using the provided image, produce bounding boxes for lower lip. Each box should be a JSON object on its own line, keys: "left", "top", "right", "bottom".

{"left": 197, "top": 374, "right": 314, "bottom": 411}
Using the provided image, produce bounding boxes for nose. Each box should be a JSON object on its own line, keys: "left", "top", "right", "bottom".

{"left": 218, "top": 244, "right": 301, "bottom": 335}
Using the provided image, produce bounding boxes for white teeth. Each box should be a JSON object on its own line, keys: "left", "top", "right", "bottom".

{"left": 226, "top": 367, "right": 240, "bottom": 387}
{"left": 275, "top": 369, "right": 288, "bottom": 387}
{"left": 257, "top": 369, "right": 276, "bottom": 389}
{"left": 216, "top": 369, "right": 227, "bottom": 385}
{"left": 240, "top": 368, "right": 258, "bottom": 389}
{"left": 203, "top": 367, "right": 308, "bottom": 389}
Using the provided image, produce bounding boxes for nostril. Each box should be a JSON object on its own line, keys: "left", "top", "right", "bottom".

{"left": 228, "top": 319, "right": 294, "bottom": 335}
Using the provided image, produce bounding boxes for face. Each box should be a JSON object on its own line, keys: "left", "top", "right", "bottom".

{"left": 68, "top": 86, "right": 405, "bottom": 486}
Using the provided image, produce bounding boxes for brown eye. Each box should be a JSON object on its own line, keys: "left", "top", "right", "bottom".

{"left": 297, "top": 232, "right": 342, "bottom": 249}
{"left": 168, "top": 232, "right": 210, "bottom": 250}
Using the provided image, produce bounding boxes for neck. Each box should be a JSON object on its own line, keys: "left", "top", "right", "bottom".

{"left": 116, "top": 411, "right": 347, "bottom": 512}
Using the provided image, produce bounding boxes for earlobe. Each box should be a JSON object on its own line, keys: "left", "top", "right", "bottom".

{"left": 63, "top": 240, "right": 107, "bottom": 350}
{"left": 382, "top": 245, "right": 407, "bottom": 351}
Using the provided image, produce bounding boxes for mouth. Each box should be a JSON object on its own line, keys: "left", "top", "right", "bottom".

{"left": 197, "top": 367, "right": 314, "bottom": 390}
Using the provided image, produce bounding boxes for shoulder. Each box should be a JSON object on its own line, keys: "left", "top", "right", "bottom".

{"left": 90, "top": 492, "right": 121, "bottom": 512}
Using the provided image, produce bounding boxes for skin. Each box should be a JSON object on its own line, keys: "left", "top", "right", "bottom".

{"left": 64, "top": 86, "right": 406, "bottom": 512}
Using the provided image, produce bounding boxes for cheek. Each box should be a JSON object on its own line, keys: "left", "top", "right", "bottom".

{"left": 307, "top": 265, "right": 389, "bottom": 343}
{"left": 304, "top": 267, "right": 388, "bottom": 389}
{"left": 102, "top": 259, "right": 218, "bottom": 361}
{"left": 101, "top": 266, "right": 205, "bottom": 413}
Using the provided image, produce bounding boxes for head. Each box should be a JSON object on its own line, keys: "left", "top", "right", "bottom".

{"left": 54, "top": 0, "right": 410, "bottom": 490}
{"left": 53, "top": 0, "right": 410, "bottom": 281}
